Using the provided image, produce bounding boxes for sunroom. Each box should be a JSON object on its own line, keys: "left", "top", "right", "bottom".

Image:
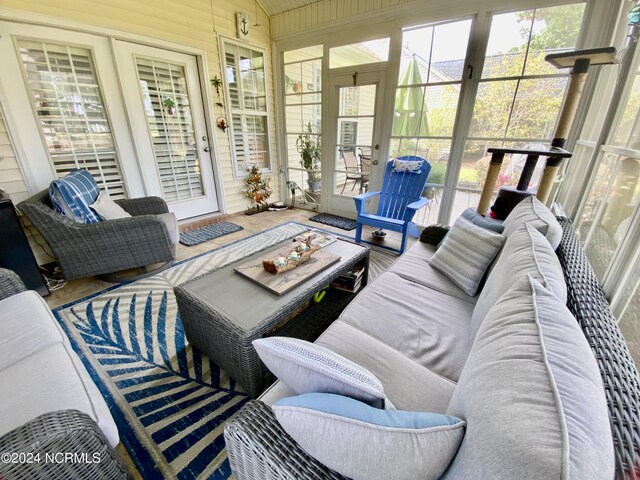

{"left": 0, "top": 0, "right": 639, "bottom": 478}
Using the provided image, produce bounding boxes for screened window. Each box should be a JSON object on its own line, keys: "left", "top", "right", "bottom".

{"left": 222, "top": 39, "right": 270, "bottom": 176}
{"left": 17, "top": 40, "right": 125, "bottom": 197}
{"left": 455, "top": 3, "right": 585, "bottom": 219}
{"left": 390, "top": 19, "right": 472, "bottom": 225}
{"left": 283, "top": 44, "right": 323, "bottom": 208}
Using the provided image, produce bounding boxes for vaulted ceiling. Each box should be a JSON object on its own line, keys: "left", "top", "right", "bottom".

{"left": 257, "top": 0, "right": 320, "bottom": 17}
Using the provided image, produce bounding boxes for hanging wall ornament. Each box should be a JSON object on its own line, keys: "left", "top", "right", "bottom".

{"left": 217, "top": 117, "right": 228, "bottom": 133}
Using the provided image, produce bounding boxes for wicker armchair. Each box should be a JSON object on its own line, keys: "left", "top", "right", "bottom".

{"left": 0, "top": 410, "right": 130, "bottom": 480}
{"left": 18, "top": 190, "right": 175, "bottom": 280}
{"left": 224, "top": 218, "right": 640, "bottom": 480}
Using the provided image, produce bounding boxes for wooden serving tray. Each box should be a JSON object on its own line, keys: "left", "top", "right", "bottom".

{"left": 234, "top": 247, "right": 341, "bottom": 296}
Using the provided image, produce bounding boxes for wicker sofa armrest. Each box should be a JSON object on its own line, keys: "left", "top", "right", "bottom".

{"left": 556, "top": 217, "right": 640, "bottom": 479}
{"left": 419, "top": 224, "right": 450, "bottom": 246}
{"left": 0, "top": 409, "right": 130, "bottom": 480}
{"left": 115, "top": 196, "right": 169, "bottom": 216}
{"left": 224, "top": 401, "right": 346, "bottom": 480}
{"left": 0, "top": 268, "right": 27, "bottom": 300}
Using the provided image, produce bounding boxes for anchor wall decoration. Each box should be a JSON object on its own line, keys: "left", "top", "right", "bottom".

{"left": 236, "top": 12, "right": 251, "bottom": 41}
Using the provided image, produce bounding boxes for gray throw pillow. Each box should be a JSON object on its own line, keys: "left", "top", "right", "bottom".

{"left": 274, "top": 393, "right": 465, "bottom": 480}
{"left": 443, "top": 276, "right": 614, "bottom": 480}
{"left": 502, "top": 196, "right": 562, "bottom": 249}
{"left": 429, "top": 216, "right": 505, "bottom": 296}
{"left": 253, "top": 337, "right": 393, "bottom": 409}
{"left": 460, "top": 208, "right": 504, "bottom": 233}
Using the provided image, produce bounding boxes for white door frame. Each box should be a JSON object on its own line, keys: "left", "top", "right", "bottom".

{"left": 114, "top": 41, "right": 219, "bottom": 219}
{"left": 323, "top": 66, "right": 389, "bottom": 218}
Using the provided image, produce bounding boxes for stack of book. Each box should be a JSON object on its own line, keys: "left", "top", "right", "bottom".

{"left": 331, "top": 264, "right": 365, "bottom": 293}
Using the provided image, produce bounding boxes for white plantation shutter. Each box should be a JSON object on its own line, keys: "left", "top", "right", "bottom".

{"left": 223, "top": 40, "right": 270, "bottom": 175}
{"left": 135, "top": 58, "right": 204, "bottom": 202}
{"left": 17, "top": 40, "right": 126, "bottom": 198}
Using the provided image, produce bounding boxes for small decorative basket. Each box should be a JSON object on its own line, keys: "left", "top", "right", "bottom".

{"left": 262, "top": 238, "right": 320, "bottom": 274}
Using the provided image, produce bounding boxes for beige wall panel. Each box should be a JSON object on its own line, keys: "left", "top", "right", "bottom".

{"left": 1, "top": 0, "right": 279, "bottom": 215}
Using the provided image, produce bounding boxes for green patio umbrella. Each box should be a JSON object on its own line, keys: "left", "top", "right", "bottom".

{"left": 392, "top": 55, "right": 429, "bottom": 137}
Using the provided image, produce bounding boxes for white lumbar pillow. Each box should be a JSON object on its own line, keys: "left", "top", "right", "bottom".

{"left": 90, "top": 192, "right": 131, "bottom": 220}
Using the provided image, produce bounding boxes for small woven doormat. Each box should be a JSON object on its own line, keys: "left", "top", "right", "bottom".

{"left": 309, "top": 213, "right": 357, "bottom": 231}
{"left": 179, "top": 221, "right": 243, "bottom": 246}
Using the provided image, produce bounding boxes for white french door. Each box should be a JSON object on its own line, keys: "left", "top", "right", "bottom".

{"left": 325, "top": 70, "right": 387, "bottom": 217}
{"left": 115, "top": 42, "right": 218, "bottom": 219}
{"left": 0, "top": 21, "right": 219, "bottom": 219}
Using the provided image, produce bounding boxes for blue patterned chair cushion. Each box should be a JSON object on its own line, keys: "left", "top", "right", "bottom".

{"left": 49, "top": 169, "right": 101, "bottom": 224}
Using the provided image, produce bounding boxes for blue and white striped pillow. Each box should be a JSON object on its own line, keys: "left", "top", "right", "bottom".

{"left": 253, "top": 337, "right": 394, "bottom": 409}
{"left": 49, "top": 169, "right": 101, "bottom": 224}
{"left": 429, "top": 216, "right": 505, "bottom": 296}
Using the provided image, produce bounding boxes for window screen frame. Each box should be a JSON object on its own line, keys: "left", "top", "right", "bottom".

{"left": 219, "top": 35, "right": 272, "bottom": 178}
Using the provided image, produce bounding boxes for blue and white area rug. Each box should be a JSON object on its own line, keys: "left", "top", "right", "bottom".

{"left": 52, "top": 222, "right": 397, "bottom": 479}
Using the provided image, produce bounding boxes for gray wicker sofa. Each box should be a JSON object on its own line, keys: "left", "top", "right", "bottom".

{"left": 224, "top": 217, "right": 640, "bottom": 480}
{"left": 0, "top": 269, "right": 129, "bottom": 479}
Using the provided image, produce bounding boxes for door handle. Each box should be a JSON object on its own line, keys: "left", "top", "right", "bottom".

{"left": 203, "top": 146, "right": 210, "bottom": 152}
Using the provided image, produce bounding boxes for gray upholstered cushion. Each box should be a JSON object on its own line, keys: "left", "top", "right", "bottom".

{"left": 443, "top": 276, "right": 614, "bottom": 480}
{"left": 274, "top": 393, "right": 465, "bottom": 480}
{"left": 429, "top": 216, "right": 505, "bottom": 296}
{"left": 470, "top": 223, "right": 567, "bottom": 342}
{"left": 339, "top": 271, "right": 474, "bottom": 382}
{"left": 502, "top": 196, "right": 562, "bottom": 249}
{"left": 260, "top": 320, "right": 457, "bottom": 413}
{"left": 388, "top": 241, "right": 476, "bottom": 304}
{"left": 253, "top": 337, "right": 392, "bottom": 409}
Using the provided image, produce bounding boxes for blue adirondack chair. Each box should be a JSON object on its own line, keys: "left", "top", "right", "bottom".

{"left": 354, "top": 156, "right": 431, "bottom": 253}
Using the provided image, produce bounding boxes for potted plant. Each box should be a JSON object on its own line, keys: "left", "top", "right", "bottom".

{"left": 296, "top": 122, "right": 321, "bottom": 191}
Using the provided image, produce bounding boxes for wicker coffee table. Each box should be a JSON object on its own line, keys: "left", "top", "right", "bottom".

{"left": 174, "top": 237, "right": 369, "bottom": 398}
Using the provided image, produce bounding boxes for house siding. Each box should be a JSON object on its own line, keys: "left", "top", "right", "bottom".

{"left": 0, "top": 0, "right": 279, "bottom": 215}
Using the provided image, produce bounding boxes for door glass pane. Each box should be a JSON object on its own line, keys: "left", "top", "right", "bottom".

{"left": 334, "top": 85, "right": 376, "bottom": 197}
{"left": 618, "top": 255, "right": 640, "bottom": 365}
{"left": 455, "top": 3, "right": 585, "bottom": 221}
{"left": 579, "top": 152, "right": 640, "bottom": 280}
{"left": 329, "top": 38, "right": 390, "bottom": 69}
{"left": 392, "top": 19, "right": 472, "bottom": 225}
{"left": 135, "top": 57, "right": 203, "bottom": 202}
{"left": 18, "top": 40, "right": 126, "bottom": 197}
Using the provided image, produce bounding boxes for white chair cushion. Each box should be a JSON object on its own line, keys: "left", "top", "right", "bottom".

{"left": 0, "top": 291, "right": 66, "bottom": 371}
{"left": 0, "top": 342, "right": 119, "bottom": 447}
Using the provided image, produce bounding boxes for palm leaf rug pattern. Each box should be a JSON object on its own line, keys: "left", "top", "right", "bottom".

{"left": 53, "top": 222, "right": 398, "bottom": 479}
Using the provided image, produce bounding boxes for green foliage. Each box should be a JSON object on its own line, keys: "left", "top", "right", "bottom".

{"left": 296, "top": 122, "right": 321, "bottom": 181}
{"left": 516, "top": 5, "right": 584, "bottom": 51}
{"left": 427, "top": 162, "right": 446, "bottom": 185}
